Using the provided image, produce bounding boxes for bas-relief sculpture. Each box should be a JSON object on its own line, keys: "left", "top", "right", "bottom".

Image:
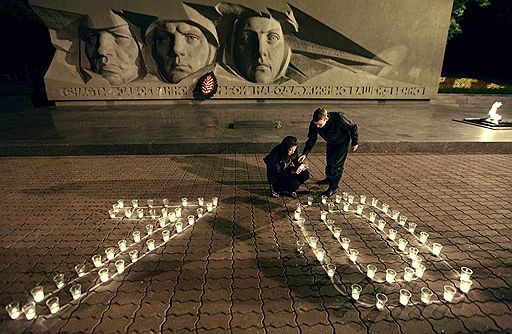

{"left": 29, "top": 0, "right": 453, "bottom": 103}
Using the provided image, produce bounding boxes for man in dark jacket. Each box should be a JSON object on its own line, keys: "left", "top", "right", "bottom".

{"left": 264, "top": 136, "right": 310, "bottom": 198}
{"left": 298, "top": 107, "right": 358, "bottom": 196}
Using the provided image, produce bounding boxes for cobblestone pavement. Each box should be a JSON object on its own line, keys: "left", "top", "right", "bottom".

{"left": 0, "top": 154, "right": 511, "bottom": 333}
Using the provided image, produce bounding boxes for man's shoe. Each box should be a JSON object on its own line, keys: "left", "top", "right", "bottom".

{"left": 316, "top": 178, "right": 330, "bottom": 185}
{"left": 322, "top": 188, "right": 338, "bottom": 197}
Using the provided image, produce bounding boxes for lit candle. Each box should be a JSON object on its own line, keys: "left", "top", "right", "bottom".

{"left": 147, "top": 199, "right": 154, "bottom": 208}
{"left": 415, "top": 264, "right": 426, "bottom": 278}
{"left": 342, "top": 202, "right": 350, "bottom": 212}
{"left": 325, "top": 219, "right": 334, "bottom": 231}
{"left": 137, "top": 208, "right": 144, "bottom": 219}
{"left": 133, "top": 231, "right": 141, "bottom": 243}
{"left": 342, "top": 192, "right": 348, "bottom": 200}
{"left": 443, "top": 285, "right": 456, "bottom": 302}
{"left": 377, "top": 220, "right": 386, "bottom": 231}
{"left": 294, "top": 210, "right": 301, "bottom": 220}
{"left": 176, "top": 221, "right": 183, "bottom": 233}
{"left": 99, "top": 268, "right": 109, "bottom": 283}
{"left": 432, "top": 242, "right": 443, "bottom": 256}
{"left": 408, "top": 247, "right": 419, "bottom": 260}
{"left": 341, "top": 237, "right": 350, "bottom": 251}
{"left": 129, "top": 250, "right": 138, "bottom": 263}
{"left": 181, "top": 197, "right": 188, "bottom": 207}
{"left": 376, "top": 293, "right": 388, "bottom": 310}
{"left": 308, "top": 236, "right": 318, "bottom": 249}
{"left": 320, "top": 210, "right": 327, "bottom": 221}
{"left": 212, "top": 197, "right": 219, "bottom": 207}
{"left": 118, "top": 239, "right": 127, "bottom": 252}
{"left": 333, "top": 227, "right": 342, "bottom": 239}
{"left": 399, "top": 215, "right": 407, "bottom": 226}
{"left": 367, "top": 264, "right": 377, "bottom": 280}
{"left": 5, "top": 302, "right": 21, "bottom": 320}
{"left": 108, "top": 209, "right": 116, "bottom": 218}
{"left": 188, "top": 215, "right": 195, "bottom": 225}
{"left": 53, "top": 273, "right": 65, "bottom": 289}
{"left": 30, "top": 286, "right": 44, "bottom": 303}
{"left": 206, "top": 203, "right": 213, "bottom": 212}
{"left": 132, "top": 199, "right": 138, "bottom": 208}
{"left": 398, "top": 238, "right": 408, "bottom": 251}
{"left": 360, "top": 195, "right": 367, "bottom": 204}
{"left": 22, "top": 302, "right": 36, "bottom": 320}
{"left": 349, "top": 249, "right": 359, "bottom": 262}
{"left": 460, "top": 278, "right": 472, "bottom": 293}
{"left": 321, "top": 195, "right": 327, "bottom": 205}
{"left": 146, "top": 238, "right": 155, "bottom": 251}
{"left": 162, "top": 198, "right": 169, "bottom": 207}
{"left": 315, "top": 248, "right": 326, "bottom": 262}
{"left": 327, "top": 264, "right": 336, "bottom": 278}
{"left": 382, "top": 203, "right": 389, "bottom": 213}
{"left": 115, "top": 260, "right": 125, "bottom": 274}
{"left": 335, "top": 194, "right": 342, "bottom": 204}
{"left": 385, "top": 269, "right": 396, "bottom": 283}
{"left": 392, "top": 210, "right": 400, "bottom": 220}
{"left": 175, "top": 207, "right": 182, "bottom": 218}
{"left": 92, "top": 254, "right": 102, "bottom": 267}
{"left": 403, "top": 267, "right": 414, "bottom": 282}
{"left": 162, "top": 229, "right": 170, "bottom": 242}
{"left": 159, "top": 217, "right": 167, "bottom": 228}
{"left": 371, "top": 197, "right": 378, "bottom": 207}
{"left": 296, "top": 241, "right": 305, "bottom": 254}
{"left": 356, "top": 205, "right": 364, "bottom": 215}
{"left": 351, "top": 284, "right": 362, "bottom": 300}
{"left": 421, "top": 287, "right": 433, "bottom": 304}
{"left": 117, "top": 199, "right": 124, "bottom": 209}
{"left": 419, "top": 231, "right": 429, "bottom": 244}
{"left": 388, "top": 228, "right": 397, "bottom": 241}
{"left": 411, "top": 257, "right": 422, "bottom": 269}
{"left": 307, "top": 196, "right": 313, "bottom": 205}
{"left": 408, "top": 222, "right": 417, "bottom": 233}
{"left": 460, "top": 267, "right": 473, "bottom": 281}
{"left": 348, "top": 195, "right": 354, "bottom": 204}
{"left": 75, "top": 264, "right": 86, "bottom": 277}
{"left": 399, "top": 289, "right": 411, "bottom": 306}
{"left": 198, "top": 197, "right": 204, "bottom": 206}
{"left": 328, "top": 202, "right": 335, "bottom": 213}
{"left": 369, "top": 212, "right": 376, "bottom": 223}
{"left": 70, "top": 283, "right": 82, "bottom": 300}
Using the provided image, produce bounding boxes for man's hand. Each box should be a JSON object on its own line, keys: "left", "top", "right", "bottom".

{"left": 298, "top": 155, "right": 306, "bottom": 163}
{"left": 351, "top": 144, "right": 359, "bottom": 152}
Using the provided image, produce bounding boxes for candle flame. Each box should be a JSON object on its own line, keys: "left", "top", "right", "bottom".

{"left": 487, "top": 101, "right": 503, "bottom": 124}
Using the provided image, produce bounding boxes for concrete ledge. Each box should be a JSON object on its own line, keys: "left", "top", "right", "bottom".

{"left": 1, "top": 141, "right": 511, "bottom": 156}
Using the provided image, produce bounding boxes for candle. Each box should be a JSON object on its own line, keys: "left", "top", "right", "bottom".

{"left": 392, "top": 210, "right": 400, "bottom": 220}
{"left": 327, "top": 264, "right": 336, "bottom": 278}
{"left": 307, "top": 196, "right": 313, "bottom": 205}
{"left": 341, "top": 237, "right": 350, "bottom": 251}
{"left": 188, "top": 215, "right": 195, "bottom": 225}
{"left": 117, "top": 199, "right": 124, "bottom": 209}
{"left": 335, "top": 194, "right": 342, "bottom": 204}
{"left": 408, "top": 247, "right": 419, "bottom": 260}
{"left": 328, "top": 202, "right": 335, "bottom": 213}
{"left": 159, "top": 217, "right": 167, "bottom": 228}
{"left": 416, "top": 264, "right": 426, "bottom": 278}
{"left": 5, "top": 302, "right": 21, "bottom": 320}
{"left": 443, "top": 285, "right": 456, "bottom": 302}
{"left": 132, "top": 199, "right": 138, "bottom": 208}
{"left": 385, "top": 269, "right": 396, "bottom": 283}
{"left": 162, "top": 198, "right": 169, "bottom": 207}
{"left": 432, "top": 242, "right": 443, "bottom": 256}
{"left": 342, "top": 202, "right": 350, "bottom": 212}
{"left": 325, "top": 219, "right": 334, "bottom": 231}
{"left": 371, "top": 197, "right": 378, "bottom": 207}
{"left": 399, "top": 215, "right": 407, "bottom": 226}
{"left": 150, "top": 209, "right": 157, "bottom": 219}
{"left": 206, "top": 202, "right": 213, "bottom": 212}
{"left": 175, "top": 207, "right": 182, "bottom": 218}
{"left": 115, "top": 259, "right": 125, "bottom": 274}
{"left": 129, "top": 250, "right": 138, "bottom": 263}
{"left": 315, "top": 248, "right": 326, "bottom": 262}
{"left": 377, "top": 220, "right": 386, "bottom": 231}
{"left": 75, "top": 264, "right": 86, "bottom": 277}
{"left": 162, "top": 229, "right": 170, "bottom": 242}
{"left": 349, "top": 249, "right": 359, "bottom": 262}
{"left": 356, "top": 205, "right": 364, "bottom": 215}
{"left": 70, "top": 283, "right": 82, "bottom": 300}
{"left": 133, "top": 231, "right": 141, "bottom": 243}
{"left": 333, "top": 227, "right": 342, "bottom": 239}
{"left": 31, "top": 286, "right": 44, "bottom": 303}
{"left": 53, "top": 273, "right": 65, "bottom": 289}
{"left": 198, "top": 197, "right": 204, "bottom": 206}
{"left": 421, "top": 287, "right": 433, "bottom": 304}
{"left": 348, "top": 195, "right": 354, "bottom": 204}
{"left": 320, "top": 210, "right": 327, "bottom": 221}
{"left": 460, "top": 267, "right": 473, "bottom": 281}
{"left": 411, "top": 257, "right": 422, "bottom": 269}
{"left": 92, "top": 254, "right": 102, "bottom": 268}
{"left": 460, "top": 278, "right": 472, "bottom": 293}
{"left": 22, "top": 301, "right": 36, "bottom": 320}
{"left": 369, "top": 212, "right": 376, "bottom": 223}
{"left": 398, "top": 238, "right": 408, "bottom": 251}
{"left": 118, "top": 239, "right": 127, "bottom": 252}
{"left": 388, "top": 229, "right": 397, "bottom": 241}
{"left": 399, "top": 289, "right": 411, "bottom": 306}
{"left": 367, "top": 264, "right": 377, "bottom": 280}
{"left": 108, "top": 210, "right": 117, "bottom": 218}
{"left": 105, "top": 247, "right": 116, "bottom": 261}
{"left": 146, "top": 224, "right": 154, "bottom": 235}
{"left": 376, "top": 293, "right": 388, "bottom": 310}
{"left": 296, "top": 240, "right": 305, "bottom": 254}
{"left": 403, "top": 267, "right": 414, "bottom": 282}
{"left": 176, "top": 221, "right": 183, "bottom": 233}
{"left": 294, "top": 210, "right": 301, "bottom": 220}
{"left": 342, "top": 192, "right": 348, "bottom": 200}
{"left": 99, "top": 268, "right": 109, "bottom": 283}
{"left": 212, "top": 197, "right": 219, "bottom": 207}
{"left": 124, "top": 208, "right": 132, "bottom": 219}
{"left": 351, "top": 284, "right": 362, "bottom": 300}
{"left": 321, "top": 195, "right": 327, "bottom": 205}
{"left": 181, "top": 197, "right": 188, "bottom": 207}
{"left": 408, "top": 222, "right": 417, "bottom": 233}
{"left": 147, "top": 199, "right": 154, "bottom": 208}
{"left": 419, "top": 231, "right": 429, "bottom": 244}
{"left": 146, "top": 238, "right": 155, "bottom": 251}
{"left": 308, "top": 236, "right": 318, "bottom": 249}
{"left": 382, "top": 203, "right": 389, "bottom": 213}
{"left": 137, "top": 208, "right": 144, "bottom": 219}
{"left": 360, "top": 195, "right": 367, "bottom": 204}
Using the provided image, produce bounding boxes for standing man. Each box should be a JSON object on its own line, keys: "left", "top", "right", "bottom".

{"left": 298, "top": 107, "right": 359, "bottom": 197}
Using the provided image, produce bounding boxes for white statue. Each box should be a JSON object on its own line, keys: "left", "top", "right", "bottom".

{"left": 487, "top": 101, "right": 503, "bottom": 124}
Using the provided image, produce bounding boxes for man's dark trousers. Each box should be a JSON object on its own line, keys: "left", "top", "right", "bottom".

{"left": 326, "top": 141, "right": 350, "bottom": 191}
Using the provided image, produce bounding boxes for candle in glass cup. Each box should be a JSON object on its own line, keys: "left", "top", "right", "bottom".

{"left": 335, "top": 194, "right": 342, "bottom": 204}
{"left": 198, "top": 197, "right": 204, "bottom": 206}
{"left": 432, "top": 242, "right": 443, "bottom": 256}
{"left": 149, "top": 209, "right": 157, "bottom": 219}
{"left": 132, "top": 199, "right": 138, "bottom": 208}
{"left": 146, "top": 238, "right": 155, "bottom": 251}
{"left": 371, "top": 197, "right": 378, "bottom": 207}
{"left": 124, "top": 208, "right": 132, "bottom": 218}
{"left": 460, "top": 278, "right": 472, "bottom": 293}
{"left": 408, "top": 247, "right": 419, "bottom": 260}
{"left": 382, "top": 203, "right": 389, "bottom": 213}
{"left": 129, "top": 250, "right": 138, "bottom": 263}
{"left": 162, "top": 229, "right": 170, "bottom": 242}
{"left": 117, "top": 199, "right": 124, "bottom": 209}
{"left": 212, "top": 197, "right": 219, "bottom": 207}
{"left": 5, "top": 301, "right": 21, "bottom": 319}
{"left": 398, "top": 238, "right": 408, "bottom": 251}
{"left": 320, "top": 210, "right": 327, "bottom": 221}
{"left": 421, "top": 287, "right": 433, "bottom": 304}
{"left": 168, "top": 212, "right": 177, "bottom": 223}
{"left": 158, "top": 217, "right": 167, "bottom": 228}
{"left": 115, "top": 259, "right": 125, "bottom": 274}
{"left": 342, "top": 202, "right": 350, "bottom": 212}
{"left": 388, "top": 228, "right": 397, "bottom": 241}
{"left": 46, "top": 296, "right": 60, "bottom": 314}
{"left": 146, "top": 224, "right": 154, "bottom": 235}
{"left": 161, "top": 207, "right": 168, "bottom": 217}
{"left": 369, "top": 212, "right": 376, "bottom": 223}
{"left": 399, "top": 289, "right": 411, "bottom": 306}
{"left": 315, "top": 248, "right": 326, "bottom": 262}
{"left": 197, "top": 208, "right": 204, "bottom": 218}
{"left": 31, "top": 286, "right": 44, "bottom": 303}
{"left": 356, "top": 204, "right": 364, "bottom": 215}
{"left": 326, "top": 219, "right": 334, "bottom": 231}
{"left": 147, "top": 199, "right": 154, "bottom": 208}
{"left": 69, "top": 283, "right": 81, "bottom": 300}
{"left": 408, "top": 222, "right": 417, "bottom": 233}
{"left": 333, "top": 227, "right": 342, "bottom": 239}
{"left": 385, "top": 269, "right": 396, "bottom": 283}
{"left": 176, "top": 221, "right": 183, "bottom": 233}
{"left": 296, "top": 240, "right": 305, "bottom": 254}
{"left": 75, "top": 264, "right": 86, "bottom": 277}
{"left": 392, "top": 210, "right": 400, "bottom": 220}
{"left": 294, "top": 210, "right": 301, "bottom": 220}
{"left": 351, "top": 284, "right": 362, "bottom": 300}
{"left": 105, "top": 247, "right": 116, "bottom": 261}
{"left": 327, "top": 264, "right": 336, "bottom": 278}
{"left": 188, "top": 215, "right": 195, "bottom": 225}
{"left": 99, "top": 268, "right": 109, "bottom": 283}
{"left": 133, "top": 230, "right": 141, "bottom": 243}
{"left": 444, "top": 285, "right": 456, "bottom": 302}
{"left": 181, "top": 197, "right": 188, "bottom": 207}
{"left": 92, "top": 254, "right": 102, "bottom": 268}
{"left": 419, "top": 231, "right": 429, "bottom": 244}
{"left": 341, "top": 238, "right": 350, "bottom": 251}
{"left": 367, "top": 264, "right": 377, "bottom": 280}
{"left": 175, "top": 207, "right": 182, "bottom": 217}
{"left": 377, "top": 220, "right": 386, "bottom": 231}
{"left": 136, "top": 208, "right": 144, "bottom": 219}
{"left": 321, "top": 195, "right": 327, "bottom": 205}
{"left": 52, "top": 273, "right": 65, "bottom": 289}
{"left": 348, "top": 195, "right": 354, "bottom": 204}
{"left": 206, "top": 202, "right": 213, "bottom": 212}
{"left": 399, "top": 215, "right": 407, "bottom": 226}
{"left": 108, "top": 209, "right": 117, "bottom": 218}
{"left": 349, "top": 249, "right": 359, "bottom": 262}
{"left": 360, "top": 195, "right": 367, "bottom": 204}
{"left": 460, "top": 267, "right": 473, "bottom": 281}
{"left": 118, "top": 239, "right": 127, "bottom": 252}
{"left": 162, "top": 198, "right": 169, "bottom": 207}
{"left": 416, "top": 264, "right": 426, "bottom": 278}
{"left": 342, "top": 192, "right": 348, "bottom": 200}
{"left": 404, "top": 267, "right": 414, "bottom": 282}
{"left": 307, "top": 196, "right": 313, "bottom": 205}
{"left": 411, "top": 257, "right": 422, "bottom": 269}
{"left": 308, "top": 236, "right": 318, "bottom": 249}
{"left": 22, "top": 301, "right": 36, "bottom": 320}
{"left": 376, "top": 293, "right": 388, "bottom": 310}
{"left": 328, "top": 202, "right": 335, "bottom": 213}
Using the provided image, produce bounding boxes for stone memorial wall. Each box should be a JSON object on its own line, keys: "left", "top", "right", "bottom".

{"left": 30, "top": 0, "right": 453, "bottom": 104}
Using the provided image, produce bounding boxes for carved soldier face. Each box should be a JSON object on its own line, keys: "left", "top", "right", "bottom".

{"left": 153, "top": 22, "right": 215, "bottom": 83}
{"left": 84, "top": 24, "right": 140, "bottom": 85}
{"left": 234, "top": 16, "right": 286, "bottom": 84}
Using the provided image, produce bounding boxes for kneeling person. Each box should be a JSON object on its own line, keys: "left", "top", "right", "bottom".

{"left": 264, "top": 136, "right": 310, "bottom": 198}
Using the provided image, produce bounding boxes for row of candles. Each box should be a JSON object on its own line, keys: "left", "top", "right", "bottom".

{"left": 293, "top": 192, "right": 474, "bottom": 309}
{"left": 4, "top": 197, "right": 219, "bottom": 321}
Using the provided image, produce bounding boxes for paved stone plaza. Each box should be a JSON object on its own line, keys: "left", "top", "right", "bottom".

{"left": 0, "top": 153, "right": 510, "bottom": 333}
